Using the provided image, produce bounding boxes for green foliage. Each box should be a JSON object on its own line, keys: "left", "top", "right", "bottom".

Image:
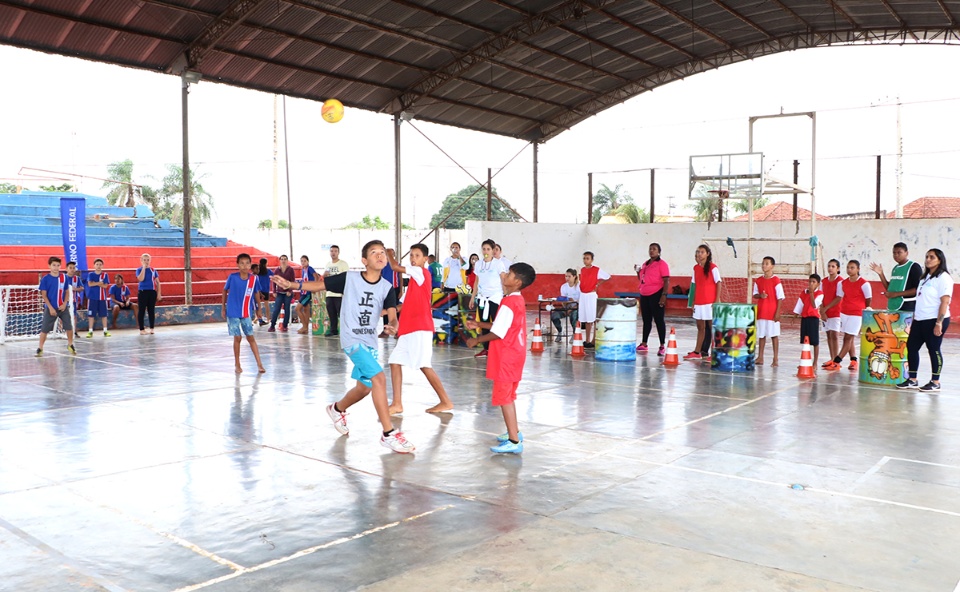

{"left": 155, "top": 164, "right": 214, "bottom": 229}
{"left": 0, "top": 182, "right": 23, "bottom": 193}
{"left": 605, "top": 203, "right": 650, "bottom": 224}
{"left": 258, "top": 219, "right": 272, "bottom": 230}
{"left": 591, "top": 183, "right": 632, "bottom": 223}
{"left": 732, "top": 196, "right": 770, "bottom": 214}
{"left": 38, "top": 183, "right": 75, "bottom": 192}
{"left": 103, "top": 160, "right": 138, "bottom": 207}
{"left": 344, "top": 215, "right": 391, "bottom": 230}
{"left": 428, "top": 185, "right": 521, "bottom": 229}
{"left": 278, "top": 219, "right": 290, "bottom": 229}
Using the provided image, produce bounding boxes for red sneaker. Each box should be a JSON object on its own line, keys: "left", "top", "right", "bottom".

{"left": 823, "top": 361, "right": 840, "bottom": 371}
{"left": 683, "top": 352, "right": 701, "bottom": 360}
{"left": 474, "top": 350, "right": 488, "bottom": 358}
{"left": 848, "top": 360, "right": 858, "bottom": 370}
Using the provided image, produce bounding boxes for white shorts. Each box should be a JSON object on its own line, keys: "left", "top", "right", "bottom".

{"left": 756, "top": 319, "right": 781, "bottom": 339}
{"left": 840, "top": 313, "right": 862, "bottom": 336}
{"left": 692, "top": 304, "right": 713, "bottom": 321}
{"left": 824, "top": 317, "right": 841, "bottom": 333}
{"left": 388, "top": 330, "right": 434, "bottom": 369}
{"left": 579, "top": 291, "right": 598, "bottom": 323}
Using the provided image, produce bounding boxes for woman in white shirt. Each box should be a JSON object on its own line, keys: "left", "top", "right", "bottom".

{"left": 898, "top": 248, "right": 952, "bottom": 392}
{"left": 551, "top": 269, "right": 581, "bottom": 343}
{"left": 469, "top": 239, "right": 506, "bottom": 358}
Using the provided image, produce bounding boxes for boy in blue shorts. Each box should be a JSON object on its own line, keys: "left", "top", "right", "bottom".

{"left": 273, "top": 240, "right": 414, "bottom": 453}
{"left": 222, "top": 253, "right": 266, "bottom": 374}
{"left": 86, "top": 258, "right": 112, "bottom": 338}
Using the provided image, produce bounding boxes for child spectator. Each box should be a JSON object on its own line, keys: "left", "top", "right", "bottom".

{"left": 754, "top": 256, "right": 785, "bottom": 366}
{"left": 274, "top": 240, "right": 413, "bottom": 453}
{"left": 464, "top": 253, "right": 479, "bottom": 288}
{"left": 222, "top": 253, "right": 266, "bottom": 374}
{"left": 386, "top": 245, "right": 454, "bottom": 414}
{"left": 85, "top": 258, "right": 111, "bottom": 338}
{"left": 65, "top": 261, "right": 84, "bottom": 337}
{"left": 428, "top": 254, "right": 444, "bottom": 289}
{"left": 824, "top": 260, "right": 872, "bottom": 370}
{"left": 686, "top": 244, "right": 722, "bottom": 361}
{"left": 820, "top": 259, "right": 842, "bottom": 367}
{"left": 36, "top": 256, "right": 76, "bottom": 356}
{"left": 442, "top": 242, "right": 466, "bottom": 293}
{"left": 256, "top": 257, "right": 272, "bottom": 326}
{"left": 579, "top": 251, "right": 611, "bottom": 348}
{"left": 110, "top": 274, "right": 138, "bottom": 329}
{"left": 465, "top": 262, "right": 537, "bottom": 454}
{"left": 469, "top": 239, "right": 507, "bottom": 358}
{"left": 296, "top": 255, "right": 318, "bottom": 334}
{"left": 794, "top": 273, "right": 824, "bottom": 369}
{"left": 551, "top": 268, "right": 580, "bottom": 343}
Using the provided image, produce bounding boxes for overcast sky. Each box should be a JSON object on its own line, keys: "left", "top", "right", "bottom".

{"left": 1, "top": 43, "right": 958, "bottom": 230}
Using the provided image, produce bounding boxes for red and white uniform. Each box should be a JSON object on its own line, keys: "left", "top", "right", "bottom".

{"left": 578, "top": 265, "right": 611, "bottom": 323}
{"left": 389, "top": 266, "right": 435, "bottom": 369}
{"left": 488, "top": 292, "right": 527, "bottom": 405}
{"left": 793, "top": 289, "right": 824, "bottom": 318}
{"left": 753, "top": 275, "right": 785, "bottom": 339}
{"left": 692, "top": 263, "right": 722, "bottom": 321}
{"left": 836, "top": 276, "right": 872, "bottom": 335}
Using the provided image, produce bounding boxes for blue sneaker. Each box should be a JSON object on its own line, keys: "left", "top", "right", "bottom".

{"left": 490, "top": 440, "right": 523, "bottom": 454}
{"left": 496, "top": 431, "right": 524, "bottom": 443}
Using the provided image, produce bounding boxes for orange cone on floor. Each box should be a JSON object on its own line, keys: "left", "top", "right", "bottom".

{"left": 797, "top": 337, "right": 815, "bottom": 379}
{"left": 662, "top": 327, "right": 680, "bottom": 367}
{"left": 570, "top": 322, "right": 585, "bottom": 357}
{"left": 531, "top": 322, "right": 544, "bottom": 353}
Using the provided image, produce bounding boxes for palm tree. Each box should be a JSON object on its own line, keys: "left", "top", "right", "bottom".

{"left": 592, "top": 183, "right": 631, "bottom": 223}
{"left": 102, "top": 160, "right": 137, "bottom": 207}
{"left": 157, "top": 164, "right": 214, "bottom": 228}
{"left": 604, "top": 203, "right": 650, "bottom": 223}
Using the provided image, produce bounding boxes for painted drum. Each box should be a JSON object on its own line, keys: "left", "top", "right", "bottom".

{"left": 595, "top": 298, "right": 638, "bottom": 361}
{"left": 311, "top": 291, "right": 328, "bottom": 335}
{"left": 859, "top": 309, "right": 912, "bottom": 386}
{"left": 711, "top": 303, "right": 757, "bottom": 372}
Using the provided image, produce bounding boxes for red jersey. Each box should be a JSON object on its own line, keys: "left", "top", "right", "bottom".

{"left": 397, "top": 267, "right": 434, "bottom": 336}
{"left": 487, "top": 293, "right": 527, "bottom": 383}
{"left": 821, "top": 276, "right": 841, "bottom": 318}
{"left": 796, "top": 289, "right": 824, "bottom": 318}
{"left": 693, "top": 263, "right": 721, "bottom": 305}
{"left": 580, "top": 266, "right": 600, "bottom": 293}
{"left": 753, "top": 275, "right": 783, "bottom": 321}
{"left": 840, "top": 277, "right": 869, "bottom": 316}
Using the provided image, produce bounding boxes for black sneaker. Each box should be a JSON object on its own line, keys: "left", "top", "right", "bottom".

{"left": 919, "top": 381, "right": 940, "bottom": 393}
{"left": 68, "top": 345, "right": 77, "bottom": 355}
{"left": 896, "top": 379, "right": 919, "bottom": 390}
{"left": 584, "top": 342, "right": 595, "bottom": 349}
{"left": 35, "top": 348, "right": 42, "bottom": 357}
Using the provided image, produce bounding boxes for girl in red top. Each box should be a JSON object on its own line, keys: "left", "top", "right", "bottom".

{"left": 824, "top": 260, "right": 872, "bottom": 371}
{"left": 465, "top": 262, "right": 537, "bottom": 454}
{"left": 464, "top": 253, "right": 479, "bottom": 289}
{"left": 686, "top": 244, "right": 722, "bottom": 361}
{"left": 819, "top": 259, "right": 843, "bottom": 367}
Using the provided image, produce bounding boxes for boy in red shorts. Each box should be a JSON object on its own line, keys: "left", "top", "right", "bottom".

{"left": 466, "top": 262, "right": 537, "bottom": 454}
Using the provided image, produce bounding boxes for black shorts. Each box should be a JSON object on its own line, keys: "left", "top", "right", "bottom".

{"left": 115, "top": 302, "right": 133, "bottom": 310}
{"left": 298, "top": 292, "right": 312, "bottom": 306}
{"left": 800, "top": 317, "right": 820, "bottom": 346}
{"left": 259, "top": 291, "right": 269, "bottom": 301}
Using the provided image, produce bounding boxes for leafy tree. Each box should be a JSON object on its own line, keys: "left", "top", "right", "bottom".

{"left": 278, "top": 219, "right": 289, "bottom": 229}
{"left": 39, "top": 183, "right": 75, "bottom": 192}
{"left": 732, "top": 196, "right": 770, "bottom": 214}
{"left": 156, "top": 164, "right": 214, "bottom": 229}
{"left": 344, "top": 215, "right": 391, "bottom": 230}
{"left": 0, "top": 182, "right": 23, "bottom": 193}
{"left": 258, "top": 219, "right": 273, "bottom": 230}
{"left": 429, "top": 184, "right": 521, "bottom": 229}
{"left": 603, "top": 203, "right": 650, "bottom": 224}
{"left": 591, "top": 183, "right": 632, "bottom": 223}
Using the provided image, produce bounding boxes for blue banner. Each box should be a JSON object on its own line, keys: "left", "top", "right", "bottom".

{"left": 59, "top": 197, "right": 88, "bottom": 270}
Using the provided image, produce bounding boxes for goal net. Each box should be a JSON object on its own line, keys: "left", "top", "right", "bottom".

{"left": 0, "top": 285, "right": 74, "bottom": 344}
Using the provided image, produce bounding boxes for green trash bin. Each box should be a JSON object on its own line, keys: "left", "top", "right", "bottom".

{"left": 859, "top": 309, "right": 912, "bottom": 386}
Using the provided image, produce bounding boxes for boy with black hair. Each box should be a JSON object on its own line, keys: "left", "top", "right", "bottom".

{"left": 110, "top": 274, "right": 138, "bottom": 329}
{"left": 274, "top": 240, "right": 414, "bottom": 453}
{"left": 223, "top": 253, "right": 266, "bottom": 374}
{"left": 794, "top": 273, "right": 824, "bottom": 369}
{"left": 36, "top": 256, "right": 76, "bottom": 356}
{"left": 65, "top": 261, "right": 84, "bottom": 337}
{"left": 86, "top": 258, "right": 111, "bottom": 338}
{"left": 466, "top": 262, "right": 537, "bottom": 454}
{"left": 754, "top": 256, "right": 785, "bottom": 366}
{"left": 579, "top": 251, "right": 611, "bottom": 348}
{"left": 386, "top": 244, "right": 454, "bottom": 414}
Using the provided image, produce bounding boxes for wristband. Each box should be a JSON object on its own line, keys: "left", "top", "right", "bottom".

{"left": 298, "top": 281, "right": 304, "bottom": 291}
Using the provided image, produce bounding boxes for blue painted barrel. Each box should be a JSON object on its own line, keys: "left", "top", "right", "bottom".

{"left": 595, "top": 298, "right": 637, "bottom": 361}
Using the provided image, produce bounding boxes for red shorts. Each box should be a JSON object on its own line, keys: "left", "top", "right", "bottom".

{"left": 491, "top": 381, "right": 519, "bottom": 406}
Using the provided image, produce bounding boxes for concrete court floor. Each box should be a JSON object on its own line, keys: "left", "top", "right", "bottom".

{"left": 0, "top": 319, "right": 958, "bottom": 592}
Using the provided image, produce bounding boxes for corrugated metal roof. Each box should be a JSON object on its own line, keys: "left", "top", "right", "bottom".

{"left": 1, "top": 0, "right": 958, "bottom": 141}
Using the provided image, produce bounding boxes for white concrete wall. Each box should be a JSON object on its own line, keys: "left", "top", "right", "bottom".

{"left": 467, "top": 219, "right": 956, "bottom": 277}
{"left": 210, "top": 227, "right": 468, "bottom": 265}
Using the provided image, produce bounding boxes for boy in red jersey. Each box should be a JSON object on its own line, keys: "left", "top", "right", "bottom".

{"left": 578, "top": 251, "right": 610, "bottom": 348}
{"left": 754, "top": 256, "right": 785, "bottom": 366}
{"left": 793, "top": 273, "right": 824, "bottom": 369}
{"left": 386, "top": 245, "right": 454, "bottom": 415}
{"left": 823, "top": 260, "right": 872, "bottom": 370}
{"left": 819, "top": 259, "right": 843, "bottom": 367}
{"left": 685, "top": 244, "right": 722, "bottom": 361}
{"left": 466, "top": 262, "right": 537, "bottom": 454}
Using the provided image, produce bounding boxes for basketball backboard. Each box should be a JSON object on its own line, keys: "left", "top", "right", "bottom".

{"left": 689, "top": 152, "right": 763, "bottom": 200}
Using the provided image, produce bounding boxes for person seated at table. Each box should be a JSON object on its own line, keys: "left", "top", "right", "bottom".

{"left": 551, "top": 268, "right": 580, "bottom": 343}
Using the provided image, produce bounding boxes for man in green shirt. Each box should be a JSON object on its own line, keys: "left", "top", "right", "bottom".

{"left": 869, "top": 242, "right": 922, "bottom": 312}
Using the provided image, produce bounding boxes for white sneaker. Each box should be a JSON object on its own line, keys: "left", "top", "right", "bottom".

{"left": 326, "top": 403, "right": 349, "bottom": 435}
{"left": 381, "top": 431, "right": 415, "bottom": 453}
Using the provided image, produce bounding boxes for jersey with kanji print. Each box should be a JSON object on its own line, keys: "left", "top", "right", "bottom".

{"left": 324, "top": 271, "right": 398, "bottom": 350}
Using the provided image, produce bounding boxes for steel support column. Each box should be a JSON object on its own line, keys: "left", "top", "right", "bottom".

{"left": 532, "top": 142, "right": 539, "bottom": 223}
{"left": 486, "top": 168, "right": 492, "bottom": 221}
{"left": 649, "top": 168, "right": 655, "bottom": 223}
{"left": 181, "top": 74, "right": 192, "bottom": 305}
{"left": 282, "top": 96, "right": 294, "bottom": 258}
{"left": 587, "top": 172, "right": 593, "bottom": 224}
{"left": 394, "top": 114, "right": 402, "bottom": 253}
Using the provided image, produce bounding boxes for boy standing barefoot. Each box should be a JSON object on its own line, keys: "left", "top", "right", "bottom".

{"left": 222, "top": 253, "right": 266, "bottom": 374}
{"left": 385, "top": 245, "right": 454, "bottom": 415}
{"left": 466, "top": 262, "right": 537, "bottom": 454}
{"left": 275, "top": 240, "right": 414, "bottom": 453}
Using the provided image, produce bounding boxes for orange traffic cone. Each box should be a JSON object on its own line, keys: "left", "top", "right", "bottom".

{"left": 531, "top": 322, "right": 544, "bottom": 353}
{"left": 570, "top": 322, "right": 585, "bottom": 357}
{"left": 662, "top": 327, "right": 680, "bottom": 367}
{"left": 797, "top": 337, "right": 815, "bottom": 379}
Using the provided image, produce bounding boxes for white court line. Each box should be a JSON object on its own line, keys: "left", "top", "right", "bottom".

{"left": 854, "top": 456, "right": 891, "bottom": 486}
{"left": 170, "top": 504, "right": 454, "bottom": 592}
{"left": 886, "top": 457, "right": 960, "bottom": 470}
{"left": 954, "top": 576, "right": 960, "bottom": 592}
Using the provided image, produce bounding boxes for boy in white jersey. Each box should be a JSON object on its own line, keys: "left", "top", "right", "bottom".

{"left": 274, "top": 240, "right": 414, "bottom": 453}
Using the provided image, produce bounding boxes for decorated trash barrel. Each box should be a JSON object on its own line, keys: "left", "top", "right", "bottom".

{"left": 595, "top": 298, "right": 638, "bottom": 361}
{"left": 859, "top": 309, "right": 912, "bottom": 386}
{"left": 711, "top": 303, "right": 757, "bottom": 372}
